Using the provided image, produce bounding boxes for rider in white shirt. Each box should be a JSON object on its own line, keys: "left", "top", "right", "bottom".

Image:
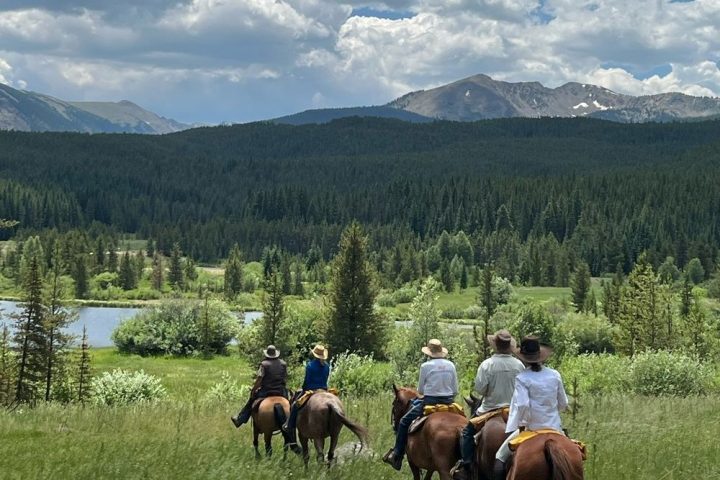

{"left": 494, "top": 336, "right": 568, "bottom": 480}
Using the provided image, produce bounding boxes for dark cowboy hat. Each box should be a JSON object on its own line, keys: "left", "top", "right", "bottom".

{"left": 263, "top": 345, "right": 281, "bottom": 359}
{"left": 514, "top": 336, "right": 552, "bottom": 364}
{"left": 486, "top": 329, "right": 516, "bottom": 354}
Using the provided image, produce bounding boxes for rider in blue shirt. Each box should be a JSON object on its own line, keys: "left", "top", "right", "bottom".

{"left": 282, "top": 344, "right": 330, "bottom": 447}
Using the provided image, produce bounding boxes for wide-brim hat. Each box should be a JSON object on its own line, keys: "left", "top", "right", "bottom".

{"left": 311, "top": 344, "right": 329, "bottom": 360}
{"left": 514, "top": 335, "right": 552, "bottom": 364}
{"left": 487, "top": 329, "right": 516, "bottom": 354}
{"left": 263, "top": 345, "right": 280, "bottom": 359}
{"left": 421, "top": 339, "right": 448, "bottom": 359}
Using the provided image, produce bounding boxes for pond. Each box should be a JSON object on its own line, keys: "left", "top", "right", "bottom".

{"left": 0, "top": 301, "right": 262, "bottom": 348}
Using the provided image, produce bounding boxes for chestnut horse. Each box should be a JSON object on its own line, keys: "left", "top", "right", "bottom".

{"left": 464, "top": 395, "right": 511, "bottom": 480}
{"left": 507, "top": 433, "right": 584, "bottom": 480}
{"left": 252, "top": 396, "right": 291, "bottom": 458}
{"left": 297, "top": 391, "right": 369, "bottom": 465}
{"left": 391, "top": 385, "right": 467, "bottom": 480}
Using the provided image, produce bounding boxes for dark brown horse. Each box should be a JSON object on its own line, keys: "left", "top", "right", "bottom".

{"left": 507, "top": 434, "right": 584, "bottom": 480}
{"left": 252, "top": 396, "right": 291, "bottom": 458}
{"left": 463, "top": 395, "right": 512, "bottom": 480}
{"left": 297, "top": 391, "right": 369, "bottom": 465}
{"left": 391, "top": 385, "right": 467, "bottom": 480}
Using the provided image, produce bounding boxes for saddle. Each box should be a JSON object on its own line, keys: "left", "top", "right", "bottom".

{"left": 409, "top": 403, "right": 466, "bottom": 434}
{"left": 295, "top": 388, "right": 339, "bottom": 408}
{"left": 469, "top": 407, "right": 510, "bottom": 431}
{"left": 508, "top": 429, "right": 587, "bottom": 460}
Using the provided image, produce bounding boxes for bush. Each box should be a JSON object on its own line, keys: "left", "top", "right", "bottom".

{"left": 630, "top": 351, "right": 713, "bottom": 396}
{"left": 377, "top": 293, "right": 396, "bottom": 307}
{"left": 203, "top": 372, "right": 251, "bottom": 403}
{"left": 440, "top": 307, "right": 465, "bottom": 319}
{"left": 392, "top": 285, "right": 417, "bottom": 304}
{"left": 331, "top": 352, "right": 394, "bottom": 397}
{"left": 90, "top": 369, "right": 166, "bottom": 406}
{"left": 112, "top": 299, "right": 238, "bottom": 356}
{"left": 560, "top": 354, "right": 631, "bottom": 395}
{"left": 463, "top": 305, "right": 483, "bottom": 319}
{"left": 558, "top": 313, "right": 616, "bottom": 354}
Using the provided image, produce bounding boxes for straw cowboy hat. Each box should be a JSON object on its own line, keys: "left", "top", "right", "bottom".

{"left": 487, "top": 329, "right": 516, "bottom": 354}
{"left": 421, "top": 339, "right": 448, "bottom": 359}
{"left": 514, "top": 335, "right": 552, "bottom": 364}
{"left": 263, "top": 345, "right": 280, "bottom": 359}
{"left": 311, "top": 344, "right": 329, "bottom": 360}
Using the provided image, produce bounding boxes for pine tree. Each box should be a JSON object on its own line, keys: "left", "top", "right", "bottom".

{"left": 261, "top": 272, "right": 285, "bottom": 347}
{"left": 680, "top": 274, "right": 693, "bottom": 317}
{"left": 107, "top": 244, "right": 118, "bottom": 273}
{"left": 440, "top": 260, "right": 453, "bottom": 292}
{"left": 94, "top": 237, "right": 106, "bottom": 273}
{"left": 134, "top": 250, "right": 145, "bottom": 283}
{"left": 119, "top": 252, "right": 137, "bottom": 291}
{"left": 407, "top": 277, "right": 441, "bottom": 363}
{"left": 459, "top": 263, "right": 468, "bottom": 290}
{"left": 146, "top": 238, "right": 155, "bottom": 258}
{"left": 571, "top": 262, "right": 591, "bottom": 313}
{"left": 151, "top": 253, "right": 164, "bottom": 291}
{"left": 224, "top": 244, "right": 244, "bottom": 300}
{"left": 76, "top": 326, "right": 92, "bottom": 404}
{"left": 327, "top": 222, "right": 385, "bottom": 355}
{"left": 44, "top": 245, "right": 74, "bottom": 401}
{"left": 0, "top": 325, "right": 15, "bottom": 406}
{"left": 684, "top": 293, "right": 709, "bottom": 358}
{"left": 686, "top": 258, "right": 705, "bottom": 285}
{"left": 19, "top": 236, "right": 45, "bottom": 288}
{"left": 13, "top": 257, "right": 47, "bottom": 404}
{"left": 168, "top": 243, "right": 185, "bottom": 290}
{"left": 72, "top": 254, "right": 89, "bottom": 299}
{"left": 281, "top": 256, "right": 292, "bottom": 295}
{"left": 478, "top": 266, "right": 496, "bottom": 359}
{"left": 184, "top": 257, "right": 198, "bottom": 282}
{"left": 293, "top": 262, "right": 304, "bottom": 297}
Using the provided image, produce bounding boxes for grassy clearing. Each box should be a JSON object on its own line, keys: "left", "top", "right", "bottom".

{"left": 1, "top": 352, "right": 718, "bottom": 479}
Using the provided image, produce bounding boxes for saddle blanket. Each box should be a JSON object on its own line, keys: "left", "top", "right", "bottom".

{"left": 508, "top": 429, "right": 587, "bottom": 460}
{"left": 469, "top": 407, "right": 510, "bottom": 431}
{"left": 296, "top": 388, "right": 339, "bottom": 408}
{"left": 409, "top": 403, "right": 466, "bottom": 434}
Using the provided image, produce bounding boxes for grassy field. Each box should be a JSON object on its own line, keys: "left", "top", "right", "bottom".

{"left": 1, "top": 350, "right": 719, "bottom": 479}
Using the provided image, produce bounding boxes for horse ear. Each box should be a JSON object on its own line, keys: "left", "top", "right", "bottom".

{"left": 464, "top": 396, "right": 474, "bottom": 409}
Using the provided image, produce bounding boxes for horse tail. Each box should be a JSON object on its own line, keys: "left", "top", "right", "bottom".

{"left": 273, "top": 402, "right": 287, "bottom": 430}
{"left": 544, "top": 438, "right": 577, "bottom": 480}
{"left": 329, "top": 404, "right": 369, "bottom": 449}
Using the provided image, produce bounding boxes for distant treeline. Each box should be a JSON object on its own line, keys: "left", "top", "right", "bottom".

{"left": 1, "top": 117, "right": 720, "bottom": 278}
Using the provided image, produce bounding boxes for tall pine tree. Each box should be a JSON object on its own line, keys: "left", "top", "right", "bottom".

{"left": 571, "top": 262, "right": 591, "bottom": 313}
{"left": 119, "top": 251, "right": 137, "bottom": 290}
{"left": 224, "top": 244, "right": 244, "bottom": 300}
{"left": 168, "top": 243, "right": 185, "bottom": 290}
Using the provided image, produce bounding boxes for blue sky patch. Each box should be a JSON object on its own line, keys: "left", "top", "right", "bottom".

{"left": 350, "top": 7, "right": 416, "bottom": 20}
{"left": 601, "top": 62, "right": 673, "bottom": 80}
{"left": 530, "top": 0, "right": 556, "bottom": 25}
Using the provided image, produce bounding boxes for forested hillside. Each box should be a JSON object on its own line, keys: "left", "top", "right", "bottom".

{"left": 1, "top": 117, "right": 720, "bottom": 278}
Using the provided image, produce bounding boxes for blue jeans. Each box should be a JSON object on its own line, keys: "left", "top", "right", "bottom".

{"left": 393, "top": 396, "right": 454, "bottom": 458}
{"left": 460, "top": 421, "right": 476, "bottom": 465}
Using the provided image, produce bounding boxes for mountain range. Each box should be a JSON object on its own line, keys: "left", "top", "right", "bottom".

{"left": 0, "top": 82, "right": 187, "bottom": 134}
{"left": 275, "top": 74, "right": 720, "bottom": 125}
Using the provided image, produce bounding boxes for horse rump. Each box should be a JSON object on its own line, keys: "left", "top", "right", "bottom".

{"left": 543, "top": 438, "right": 583, "bottom": 480}
{"left": 328, "top": 404, "right": 369, "bottom": 449}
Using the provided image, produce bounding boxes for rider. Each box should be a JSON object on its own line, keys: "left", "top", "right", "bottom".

{"left": 231, "top": 344, "right": 288, "bottom": 428}
{"left": 451, "top": 329, "right": 525, "bottom": 480}
{"left": 383, "top": 339, "right": 459, "bottom": 471}
{"left": 493, "top": 335, "right": 569, "bottom": 480}
{"left": 282, "top": 344, "right": 331, "bottom": 448}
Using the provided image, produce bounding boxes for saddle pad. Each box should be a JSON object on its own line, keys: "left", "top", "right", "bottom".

{"left": 469, "top": 407, "right": 509, "bottom": 431}
{"left": 296, "top": 388, "right": 340, "bottom": 408}
{"left": 422, "top": 403, "right": 466, "bottom": 417}
{"left": 508, "top": 430, "right": 588, "bottom": 460}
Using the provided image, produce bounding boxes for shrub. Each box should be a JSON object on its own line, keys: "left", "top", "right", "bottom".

{"left": 331, "top": 352, "right": 394, "bottom": 397}
{"left": 91, "top": 369, "right": 166, "bottom": 406}
{"left": 112, "top": 299, "right": 238, "bottom": 356}
{"left": 463, "top": 305, "right": 484, "bottom": 319}
{"left": 377, "top": 293, "right": 396, "bottom": 307}
{"left": 440, "top": 307, "right": 465, "bottom": 319}
{"left": 560, "top": 354, "right": 631, "bottom": 395}
{"left": 392, "top": 285, "right": 417, "bottom": 304}
{"left": 558, "top": 313, "right": 616, "bottom": 354}
{"left": 203, "top": 372, "right": 251, "bottom": 403}
{"left": 630, "top": 351, "right": 712, "bottom": 396}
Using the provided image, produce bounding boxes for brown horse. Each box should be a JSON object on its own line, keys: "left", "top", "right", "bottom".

{"left": 507, "top": 434, "right": 584, "bottom": 480}
{"left": 391, "top": 385, "right": 467, "bottom": 480}
{"left": 252, "top": 396, "right": 291, "bottom": 458}
{"left": 463, "top": 395, "right": 512, "bottom": 480}
{"left": 297, "top": 391, "right": 369, "bottom": 465}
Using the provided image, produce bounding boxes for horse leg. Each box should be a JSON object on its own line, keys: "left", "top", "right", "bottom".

{"left": 409, "top": 463, "right": 423, "bottom": 480}
{"left": 327, "top": 432, "right": 339, "bottom": 465}
{"left": 252, "top": 423, "right": 260, "bottom": 460}
{"left": 313, "top": 437, "right": 325, "bottom": 464}
{"left": 264, "top": 432, "right": 273, "bottom": 458}
{"left": 299, "top": 434, "right": 310, "bottom": 467}
{"left": 423, "top": 470, "right": 434, "bottom": 480}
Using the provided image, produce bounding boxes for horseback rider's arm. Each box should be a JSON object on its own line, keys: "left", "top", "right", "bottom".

{"left": 252, "top": 365, "right": 264, "bottom": 392}
{"left": 556, "top": 373, "right": 569, "bottom": 412}
{"left": 511, "top": 379, "right": 530, "bottom": 426}
{"left": 417, "top": 363, "right": 428, "bottom": 395}
{"left": 473, "top": 363, "right": 489, "bottom": 397}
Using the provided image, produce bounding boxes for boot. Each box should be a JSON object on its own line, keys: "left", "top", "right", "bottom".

{"left": 450, "top": 460, "right": 470, "bottom": 480}
{"left": 493, "top": 459, "right": 506, "bottom": 480}
{"left": 382, "top": 448, "right": 403, "bottom": 471}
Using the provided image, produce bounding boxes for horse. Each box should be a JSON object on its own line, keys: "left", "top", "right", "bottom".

{"left": 391, "top": 385, "right": 467, "bottom": 480}
{"left": 296, "top": 391, "right": 369, "bottom": 465}
{"left": 507, "top": 433, "right": 584, "bottom": 480}
{"left": 463, "top": 394, "right": 512, "bottom": 480}
{"left": 251, "top": 396, "right": 291, "bottom": 458}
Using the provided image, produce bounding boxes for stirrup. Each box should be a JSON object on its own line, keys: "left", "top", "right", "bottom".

{"left": 450, "top": 460, "right": 470, "bottom": 480}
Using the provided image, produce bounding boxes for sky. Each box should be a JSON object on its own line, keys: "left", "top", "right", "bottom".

{"left": 1, "top": 0, "right": 719, "bottom": 124}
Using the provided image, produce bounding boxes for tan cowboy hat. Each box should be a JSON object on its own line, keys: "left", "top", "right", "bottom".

{"left": 514, "top": 336, "right": 552, "bottom": 364}
{"left": 311, "top": 344, "right": 329, "bottom": 360}
{"left": 263, "top": 345, "right": 280, "bottom": 359}
{"left": 421, "top": 339, "right": 448, "bottom": 359}
{"left": 487, "top": 329, "right": 516, "bottom": 354}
